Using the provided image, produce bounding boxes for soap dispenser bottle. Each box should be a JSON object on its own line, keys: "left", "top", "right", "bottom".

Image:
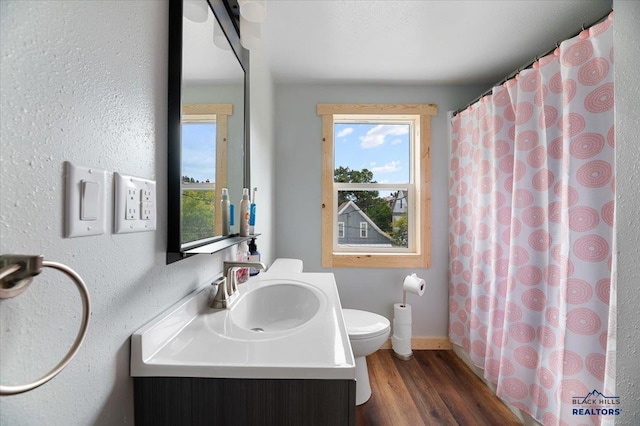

{"left": 235, "top": 241, "right": 250, "bottom": 284}
{"left": 239, "top": 188, "right": 250, "bottom": 237}
{"left": 248, "top": 238, "right": 261, "bottom": 276}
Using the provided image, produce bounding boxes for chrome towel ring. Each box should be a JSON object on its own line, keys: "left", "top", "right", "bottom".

{"left": 0, "top": 255, "right": 91, "bottom": 396}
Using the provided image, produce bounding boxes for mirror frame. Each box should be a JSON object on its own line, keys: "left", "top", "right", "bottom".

{"left": 167, "top": 0, "right": 250, "bottom": 264}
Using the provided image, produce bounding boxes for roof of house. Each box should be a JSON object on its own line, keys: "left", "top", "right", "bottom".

{"left": 337, "top": 200, "right": 393, "bottom": 243}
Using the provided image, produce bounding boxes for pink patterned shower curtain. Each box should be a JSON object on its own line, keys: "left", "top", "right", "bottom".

{"left": 448, "top": 14, "right": 615, "bottom": 426}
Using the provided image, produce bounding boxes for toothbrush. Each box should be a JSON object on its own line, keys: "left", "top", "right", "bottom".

{"left": 249, "top": 188, "right": 257, "bottom": 234}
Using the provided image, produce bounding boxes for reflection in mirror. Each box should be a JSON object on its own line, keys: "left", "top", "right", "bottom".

{"left": 181, "top": 2, "right": 244, "bottom": 247}
{"left": 181, "top": 103, "right": 231, "bottom": 244}
{"left": 167, "top": 0, "right": 248, "bottom": 263}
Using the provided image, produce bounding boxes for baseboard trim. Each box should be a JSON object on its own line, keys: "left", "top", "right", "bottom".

{"left": 380, "top": 337, "right": 452, "bottom": 350}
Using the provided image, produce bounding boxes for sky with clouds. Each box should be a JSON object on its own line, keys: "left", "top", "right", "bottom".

{"left": 181, "top": 121, "right": 410, "bottom": 185}
{"left": 182, "top": 122, "right": 216, "bottom": 182}
{"left": 334, "top": 122, "right": 410, "bottom": 184}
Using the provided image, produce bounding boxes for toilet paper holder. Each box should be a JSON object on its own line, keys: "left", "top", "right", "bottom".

{"left": 393, "top": 274, "right": 426, "bottom": 361}
{"left": 401, "top": 289, "right": 409, "bottom": 307}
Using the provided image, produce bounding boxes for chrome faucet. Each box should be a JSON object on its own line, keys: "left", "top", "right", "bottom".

{"left": 211, "top": 260, "right": 267, "bottom": 309}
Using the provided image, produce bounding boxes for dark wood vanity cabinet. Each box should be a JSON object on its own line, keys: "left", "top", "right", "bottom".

{"left": 134, "top": 377, "right": 356, "bottom": 425}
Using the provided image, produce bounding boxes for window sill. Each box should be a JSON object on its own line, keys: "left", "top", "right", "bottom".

{"left": 323, "top": 252, "right": 430, "bottom": 269}
{"left": 183, "top": 234, "right": 261, "bottom": 255}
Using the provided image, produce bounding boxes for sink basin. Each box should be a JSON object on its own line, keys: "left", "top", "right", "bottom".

{"left": 230, "top": 283, "right": 321, "bottom": 332}
{"left": 130, "top": 269, "right": 355, "bottom": 380}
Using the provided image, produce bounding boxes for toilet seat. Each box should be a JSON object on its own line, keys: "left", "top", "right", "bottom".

{"left": 343, "top": 309, "right": 390, "bottom": 340}
{"left": 343, "top": 309, "right": 390, "bottom": 405}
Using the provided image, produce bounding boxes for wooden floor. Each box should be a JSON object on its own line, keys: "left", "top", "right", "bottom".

{"left": 355, "top": 350, "right": 522, "bottom": 426}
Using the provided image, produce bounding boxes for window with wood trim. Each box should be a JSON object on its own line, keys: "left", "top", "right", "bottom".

{"left": 181, "top": 104, "right": 231, "bottom": 244}
{"left": 317, "top": 103, "right": 436, "bottom": 268}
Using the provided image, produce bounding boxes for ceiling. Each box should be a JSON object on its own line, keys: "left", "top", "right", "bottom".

{"left": 183, "top": 5, "right": 244, "bottom": 84}
{"left": 260, "top": 0, "right": 613, "bottom": 85}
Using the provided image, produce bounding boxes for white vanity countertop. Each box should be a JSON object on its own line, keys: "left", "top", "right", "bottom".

{"left": 130, "top": 272, "right": 355, "bottom": 380}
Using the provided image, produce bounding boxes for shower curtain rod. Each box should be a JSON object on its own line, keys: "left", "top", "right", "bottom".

{"left": 452, "top": 9, "right": 612, "bottom": 117}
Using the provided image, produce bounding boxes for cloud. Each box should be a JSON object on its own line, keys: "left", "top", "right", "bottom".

{"left": 336, "top": 127, "right": 354, "bottom": 138}
{"left": 360, "top": 124, "right": 409, "bottom": 148}
{"left": 391, "top": 138, "right": 404, "bottom": 145}
{"left": 371, "top": 160, "right": 401, "bottom": 174}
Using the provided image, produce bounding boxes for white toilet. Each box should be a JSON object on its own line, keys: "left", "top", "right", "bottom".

{"left": 343, "top": 309, "right": 391, "bottom": 405}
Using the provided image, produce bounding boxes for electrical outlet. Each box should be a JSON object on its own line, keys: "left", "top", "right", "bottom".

{"left": 126, "top": 188, "right": 139, "bottom": 219}
{"left": 140, "top": 189, "right": 153, "bottom": 220}
{"left": 141, "top": 189, "right": 152, "bottom": 203}
{"left": 141, "top": 203, "right": 153, "bottom": 220}
{"left": 114, "top": 173, "right": 156, "bottom": 234}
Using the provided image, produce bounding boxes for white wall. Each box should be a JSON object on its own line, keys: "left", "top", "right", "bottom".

{"left": 248, "top": 49, "right": 276, "bottom": 262}
{"left": 613, "top": 0, "right": 640, "bottom": 423}
{"left": 273, "top": 84, "right": 485, "bottom": 337}
{"left": 0, "top": 1, "right": 274, "bottom": 424}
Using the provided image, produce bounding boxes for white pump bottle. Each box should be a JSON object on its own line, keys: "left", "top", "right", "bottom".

{"left": 239, "top": 188, "right": 250, "bottom": 237}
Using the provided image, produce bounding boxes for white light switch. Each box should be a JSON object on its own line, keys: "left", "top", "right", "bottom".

{"left": 65, "top": 162, "right": 106, "bottom": 238}
{"left": 81, "top": 180, "right": 99, "bottom": 220}
{"left": 114, "top": 172, "right": 156, "bottom": 234}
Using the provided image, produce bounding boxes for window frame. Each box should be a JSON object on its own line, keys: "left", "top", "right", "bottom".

{"left": 359, "top": 222, "right": 368, "bottom": 238}
{"left": 317, "top": 103, "right": 436, "bottom": 268}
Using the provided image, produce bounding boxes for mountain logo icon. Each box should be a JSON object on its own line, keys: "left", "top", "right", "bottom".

{"left": 576, "top": 389, "right": 620, "bottom": 405}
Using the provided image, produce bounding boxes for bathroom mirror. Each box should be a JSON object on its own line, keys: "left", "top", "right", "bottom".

{"left": 167, "top": 0, "right": 249, "bottom": 264}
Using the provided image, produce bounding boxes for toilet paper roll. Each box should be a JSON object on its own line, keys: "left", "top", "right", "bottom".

{"left": 392, "top": 335, "right": 412, "bottom": 356}
{"left": 394, "top": 303, "right": 412, "bottom": 324}
{"left": 393, "top": 320, "right": 412, "bottom": 339}
{"left": 403, "top": 273, "right": 426, "bottom": 296}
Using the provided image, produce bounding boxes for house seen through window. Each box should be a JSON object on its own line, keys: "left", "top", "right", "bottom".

{"left": 318, "top": 104, "right": 436, "bottom": 268}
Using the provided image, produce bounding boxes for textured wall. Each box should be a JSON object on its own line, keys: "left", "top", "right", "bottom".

{"left": 273, "top": 83, "right": 485, "bottom": 337}
{"left": 613, "top": 0, "right": 640, "bottom": 422}
{"left": 0, "top": 1, "right": 274, "bottom": 424}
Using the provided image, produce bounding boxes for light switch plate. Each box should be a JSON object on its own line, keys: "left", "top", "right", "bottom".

{"left": 64, "top": 161, "right": 107, "bottom": 238}
{"left": 114, "top": 172, "right": 156, "bottom": 234}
